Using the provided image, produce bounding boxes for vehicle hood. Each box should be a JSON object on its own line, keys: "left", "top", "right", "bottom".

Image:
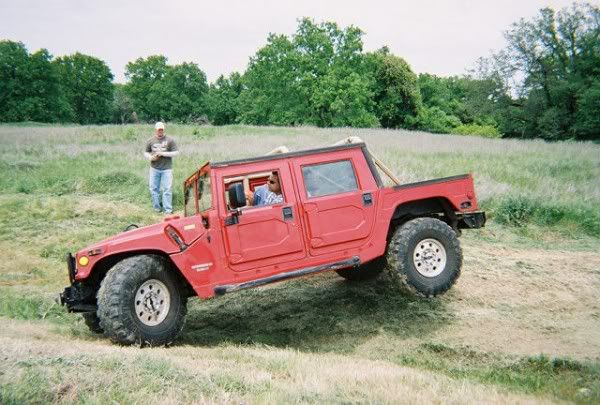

{"left": 82, "top": 217, "right": 206, "bottom": 258}
{"left": 74, "top": 217, "right": 206, "bottom": 281}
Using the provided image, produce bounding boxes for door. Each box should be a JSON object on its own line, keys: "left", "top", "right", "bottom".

{"left": 221, "top": 164, "right": 306, "bottom": 272}
{"left": 292, "top": 150, "right": 378, "bottom": 256}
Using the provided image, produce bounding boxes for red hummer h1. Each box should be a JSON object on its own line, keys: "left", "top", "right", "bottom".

{"left": 60, "top": 138, "right": 485, "bottom": 345}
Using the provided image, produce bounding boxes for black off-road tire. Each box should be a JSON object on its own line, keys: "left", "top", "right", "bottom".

{"left": 336, "top": 257, "right": 386, "bottom": 281}
{"left": 386, "top": 217, "right": 462, "bottom": 297}
{"left": 82, "top": 312, "right": 103, "bottom": 334}
{"left": 97, "top": 255, "right": 187, "bottom": 346}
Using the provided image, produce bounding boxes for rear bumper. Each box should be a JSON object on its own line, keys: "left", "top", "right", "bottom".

{"left": 59, "top": 253, "right": 96, "bottom": 313}
{"left": 457, "top": 211, "right": 486, "bottom": 229}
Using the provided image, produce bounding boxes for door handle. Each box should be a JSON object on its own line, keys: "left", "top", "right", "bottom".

{"left": 224, "top": 209, "right": 241, "bottom": 226}
{"left": 282, "top": 206, "right": 293, "bottom": 220}
{"left": 362, "top": 192, "right": 373, "bottom": 206}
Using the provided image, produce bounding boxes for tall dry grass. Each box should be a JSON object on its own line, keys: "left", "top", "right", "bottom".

{"left": 2, "top": 123, "right": 598, "bottom": 237}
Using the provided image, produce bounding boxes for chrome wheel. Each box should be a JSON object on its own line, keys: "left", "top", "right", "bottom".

{"left": 134, "top": 279, "right": 170, "bottom": 326}
{"left": 413, "top": 238, "right": 447, "bottom": 278}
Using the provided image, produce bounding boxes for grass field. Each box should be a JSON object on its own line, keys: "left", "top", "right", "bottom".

{"left": 0, "top": 124, "right": 599, "bottom": 403}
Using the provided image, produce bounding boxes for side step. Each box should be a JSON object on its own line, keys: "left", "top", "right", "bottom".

{"left": 214, "top": 256, "right": 360, "bottom": 295}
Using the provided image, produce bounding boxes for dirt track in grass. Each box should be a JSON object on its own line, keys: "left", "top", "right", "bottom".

{"left": 433, "top": 242, "right": 600, "bottom": 360}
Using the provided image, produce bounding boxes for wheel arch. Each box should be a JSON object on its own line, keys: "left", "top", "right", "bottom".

{"left": 85, "top": 250, "right": 195, "bottom": 298}
{"left": 387, "top": 197, "right": 459, "bottom": 240}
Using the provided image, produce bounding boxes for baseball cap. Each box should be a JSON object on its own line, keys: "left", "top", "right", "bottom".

{"left": 155, "top": 122, "right": 165, "bottom": 130}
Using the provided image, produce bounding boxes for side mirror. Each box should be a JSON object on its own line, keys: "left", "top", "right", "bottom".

{"left": 228, "top": 183, "right": 246, "bottom": 209}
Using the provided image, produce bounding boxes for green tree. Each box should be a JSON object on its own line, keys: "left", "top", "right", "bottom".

{"left": 124, "top": 55, "right": 169, "bottom": 121}
{"left": 411, "top": 106, "right": 461, "bottom": 134}
{"left": 418, "top": 74, "right": 481, "bottom": 123}
{"left": 112, "top": 83, "right": 134, "bottom": 124}
{"left": 310, "top": 70, "right": 378, "bottom": 127}
{"left": 239, "top": 18, "right": 379, "bottom": 127}
{"left": 294, "top": 18, "right": 377, "bottom": 127}
{"left": 476, "top": 2, "right": 600, "bottom": 140}
{"left": 0, "top": 41, "right": 31, "bottom": 122}
{"left": 27, "top": 49, "right": 72, "bottom": 122}
{"left": 367, "top": 48, "right": 421, "bottom": 128}
{"left": 575, "top": 80, "right": 600, "bottom": 137}
{"left": 239, "top": 34, "right": 307, "bottom": 125}
{"left": 161, "top": 62, "right": 209, "bottom": 121}
{"left": 124, "top": 56, "right": 208, "bottom": 122}
{"left": 459, "top": 75, "right": 508, "bottom": 127}
{"left": 0, "top": 41, "right": 71, "bottom": 122}
{"left": 415, "top": 74, "right": 464, "bottom": 131}
{"left": 54, "top": 53, "right": 114, "bottom": 124}
{"left": 206, "top": 72, "right": 243, "bottom": 125}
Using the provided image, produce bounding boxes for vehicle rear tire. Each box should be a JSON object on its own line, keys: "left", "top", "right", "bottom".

{"left": 82, "top": 312, "right": 103, "bottom": 334}
{"left": 97, "top": 255, "right": 187, "bottom": 346}
{"left": 386, "top": 217, "right": 462, "bottom": 297}
{"left": 336, "top": 257, "right": 386, "bottom": 281}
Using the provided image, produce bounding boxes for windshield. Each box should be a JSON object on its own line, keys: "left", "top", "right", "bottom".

{"left": 197, "top": 172, "right": 212, "bottom": 212}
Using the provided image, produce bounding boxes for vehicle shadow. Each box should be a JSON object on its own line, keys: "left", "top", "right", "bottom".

{"left": 179, "top": 273, "right": 452, "bottom": 352}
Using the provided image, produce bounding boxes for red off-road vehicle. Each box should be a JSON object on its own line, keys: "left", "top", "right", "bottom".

{"left": 60, "top": 138, "right": 485, "bottom": 345}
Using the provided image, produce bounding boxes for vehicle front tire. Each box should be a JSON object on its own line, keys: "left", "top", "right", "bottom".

{"left": 336, "top": 257, "right": 386, "bottom": 281}
{"left": 386, "top": 217, "right": 462, "bottom": 297}
{"left": 97, "top": 255, "right": 187, "bottom": 346}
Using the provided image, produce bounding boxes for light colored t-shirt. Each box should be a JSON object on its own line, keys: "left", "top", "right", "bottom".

{"left": 253, "top": 185, "right": 283, "bottom": 206}
{"left": 264, "top": 190, "right": 283, "bottom": 205}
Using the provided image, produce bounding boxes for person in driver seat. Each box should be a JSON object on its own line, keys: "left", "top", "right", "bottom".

{"left": 247, "top": 172, "right": 283, "bottom": 206}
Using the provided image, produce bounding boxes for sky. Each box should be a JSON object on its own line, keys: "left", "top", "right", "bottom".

{"left": 1, "top": 0, "right": 579, "bottom": 83}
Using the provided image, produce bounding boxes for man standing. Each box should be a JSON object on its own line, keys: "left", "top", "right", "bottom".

{"left": 144, "top": 122, "right": 179, "bottom": 214}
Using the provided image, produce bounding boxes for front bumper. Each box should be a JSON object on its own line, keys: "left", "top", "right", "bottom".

{"left": 59, "top": 253, "right": 96, "bottom": 313}
{"left": 66, "top": 252, "right": 76, "bottom": 283}
{"left": 59, "top": 285, "right": 97, "bottom": 312}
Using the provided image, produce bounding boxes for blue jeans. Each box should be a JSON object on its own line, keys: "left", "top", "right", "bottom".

{"left": 149, "top": 168, "right": 173, "bottom": 213}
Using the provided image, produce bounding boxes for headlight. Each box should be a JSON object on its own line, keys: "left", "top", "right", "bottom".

{"left": 78, "top": 256, "right": 89, "bottom": 266}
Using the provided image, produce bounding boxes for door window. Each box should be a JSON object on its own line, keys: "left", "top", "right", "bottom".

{"left": 198, "top": 173, "right": 212, "bottom": 212}
{"left": 302, "top": 160, "right": 358, "bottom": 198}
{"left": 224, "top": 170, "right": 284, "bottom": 209}
{"left": 184, "top": 183, "right": 196, "bottom": 216}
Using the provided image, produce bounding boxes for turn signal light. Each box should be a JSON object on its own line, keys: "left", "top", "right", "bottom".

{"left": 78, "top": 256, "right": 89, "bottom": 266}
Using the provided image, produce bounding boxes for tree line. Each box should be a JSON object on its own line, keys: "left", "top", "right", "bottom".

{"left": 1, "top": 2, "right": 598, "bottom": 140}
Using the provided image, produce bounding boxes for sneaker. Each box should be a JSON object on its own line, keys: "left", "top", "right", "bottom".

{"left": 154, "top": 208, "right": 162, "bottom": 213}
